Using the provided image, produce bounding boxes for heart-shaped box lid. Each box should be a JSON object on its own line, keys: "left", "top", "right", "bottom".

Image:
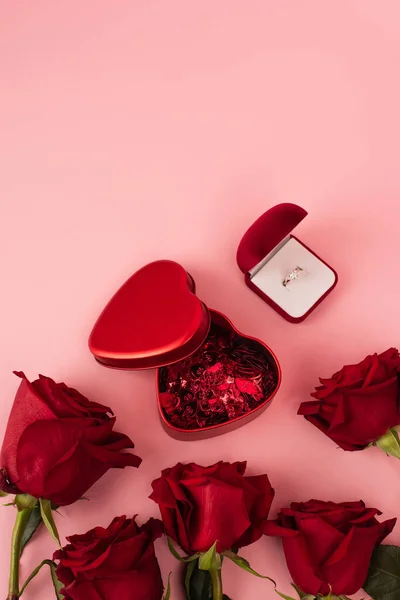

{"left": 236, "top": 203, "right": 308, "bottom": 274}
{"left": 89, "top": 260, "right": 211, "bottom": 369}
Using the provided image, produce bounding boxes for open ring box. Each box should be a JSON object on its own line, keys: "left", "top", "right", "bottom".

{"left": 237, "top": 204, "right": 338, "bottom": 323}
{"left": 89, "top": 260, "right": 281, "bottom": 440}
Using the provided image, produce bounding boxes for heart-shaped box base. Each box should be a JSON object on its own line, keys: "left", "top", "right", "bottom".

{"left": 157, "top": 310, "right": 280, "bottom": 440}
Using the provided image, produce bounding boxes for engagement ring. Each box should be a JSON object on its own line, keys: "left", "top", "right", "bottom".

{"left": 282, "top": 266, "right": 304, "bottom": 288}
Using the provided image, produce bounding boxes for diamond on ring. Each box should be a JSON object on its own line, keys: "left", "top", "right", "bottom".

{"left": 282, "top": 266, "right": 304, "bottom": 288}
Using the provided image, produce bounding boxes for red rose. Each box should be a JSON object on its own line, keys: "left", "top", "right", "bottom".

{"left": 264, "top": 499, "right": 396, "bottom": 596}
{"left": 54, "top": 516, "right": 164, "bottom": 600}
{"left": 0, "top": 372, "right": 141, "bottom": 505}
{"left": 298, "top": 348, "right": 400, "bottom": 450}
{"left": 150, "top": 461, "right": 274, "bottom": 554}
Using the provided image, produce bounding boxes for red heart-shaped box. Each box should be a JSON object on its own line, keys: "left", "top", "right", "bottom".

{"left": 89, "top": 260, "right": 281, "bottom": 440}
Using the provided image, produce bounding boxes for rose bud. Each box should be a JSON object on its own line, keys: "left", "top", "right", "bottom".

{"left": 264, "top": 499, "right": 396, "bottom": 597}
{"left": 0, "top": 372, "right": 141, "bottom": 505}
{"left": 150, "top": 460, "right": 274, "bottom": 554}
{"left": 54, "top": 516, "right": 164, "bottom": 600}
{"left": 298, "top": 348, "right": 400, "bottom": 455}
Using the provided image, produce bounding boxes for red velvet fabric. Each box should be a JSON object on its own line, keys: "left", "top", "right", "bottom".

{"left": 244, "top": 237, "right": 338, "bottom": 323}
{"left": 237, "top": 204, "right": 338, "bottom": 323}
{"left": 236, "top": 203, "right": 307, "bottom": 273}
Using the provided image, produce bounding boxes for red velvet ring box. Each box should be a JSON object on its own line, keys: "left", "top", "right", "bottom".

{"left": 89, "top": 260, "right": 281, "bottom": 440}
{"left": 237, "top": 204, "right": 338, "bottom": 323}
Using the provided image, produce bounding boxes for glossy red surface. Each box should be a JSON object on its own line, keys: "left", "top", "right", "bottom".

{"left": 89, "top": 261, "right": 281, "bottom": 438}
{"left": 89, "top": 260, "right": 210, "bottom": 369}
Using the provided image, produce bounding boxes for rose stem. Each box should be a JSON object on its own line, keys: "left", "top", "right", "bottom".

{"left": 209, "top": 567, "right": 223, "bottom": 600}
{"left": 7, "top": 508, "right": 31, "bottom": 600}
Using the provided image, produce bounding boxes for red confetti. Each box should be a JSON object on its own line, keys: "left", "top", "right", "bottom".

{"left": 158, "top": 323, "right": 278, "bottom": 429}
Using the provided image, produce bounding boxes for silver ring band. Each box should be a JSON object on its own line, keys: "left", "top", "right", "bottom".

{"left": 282, "top": 266, "right": 304, "bottom": 287}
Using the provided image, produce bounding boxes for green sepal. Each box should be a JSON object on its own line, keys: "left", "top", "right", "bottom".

{"left": 163, "top": 573, "right": 172, "bottom": 600}
{"left": 275, "top": 590, "right": 298, "bottom": 600}
{"left": 374, "top": 428, "right": 400, "bottom": 458}
{"left": 19, "top": 559, "right": 64, "bottom": 599}
{"left": 223, "top": 551, "right": 276, "bottom": 584}
{"left": 291, "top": 584, "right": 309, "bottom": 599}
{"left": 40, "top": 498, "right": 61, "bottom": 547}
{"left": 198, "top": 542, "right": 221, "bottom": 572}
{"left": 167, "top": 537, "right": 200, "bottom": 563}
{"left": 0, "top": 490, "right": 8, "bottom": 497}
{"left": 14, "top": 493, "right": 39, "bottom": 511}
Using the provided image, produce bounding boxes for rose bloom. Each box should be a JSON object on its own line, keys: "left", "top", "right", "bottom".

{"left": 264, "top": 499, "right": 396, "bottom": 596}
{"left": 0, "top": 372, "right": 141, "bottom": 505}
{"left": 150, "top": 460, "right": 274, "bottom": 554}
{"left": 298, "top": 348, "right": 400, "bottom": 450}
{"left": 54, "top": 516, "right": 164, "bottom": 600}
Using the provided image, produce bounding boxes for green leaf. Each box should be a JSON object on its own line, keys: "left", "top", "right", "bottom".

{"left": 185, "top": 560, "right": 196, "bottom": 599}
{"left": 183, "top": 558, "right": 232, "bottom": 600}
{"left": 223, "top": 551, "right": 276, "bottom": 584}
{"left": 49, "top": 561, "right": 64, "bottom": 600}
{"left": 19, "top": 559, "right": 64, "bottom": 599}
{"left": 40, "top": 498, "right": 61, "bottom": 547}
{"left": 198, "top": 542, "right": 221, "bottom": 572}
{"left": 20, "top": 505, "right": 43, "bottom": 556}
{"left": 163, "top": 573, "right": 172, "bottom": 600}
{"left": 375, "top": 429, "right": 400, "bottom": 459}
{"left": 363, "top": 544, "right": 400, "bottom": 600}
{"left": 184, "top": 560, "right": 212, "bottom": 600}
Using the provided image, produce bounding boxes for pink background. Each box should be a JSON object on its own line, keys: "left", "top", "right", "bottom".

{"left": 1, "top": 1, "right": 400, "bottom": 598}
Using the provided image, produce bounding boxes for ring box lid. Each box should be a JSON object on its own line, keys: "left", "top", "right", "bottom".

{"left": 236, "top": 203, "right": 308, "bottom": 274}
{"left": 89, "top": 260, "right": 211, "bottom": 370}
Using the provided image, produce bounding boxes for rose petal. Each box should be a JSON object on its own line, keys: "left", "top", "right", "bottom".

{"left": 1, "top": 373, "right": 57, "bottom": 483}
{"left": 16, "top": 418, "right": 140, "bottom": 505}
